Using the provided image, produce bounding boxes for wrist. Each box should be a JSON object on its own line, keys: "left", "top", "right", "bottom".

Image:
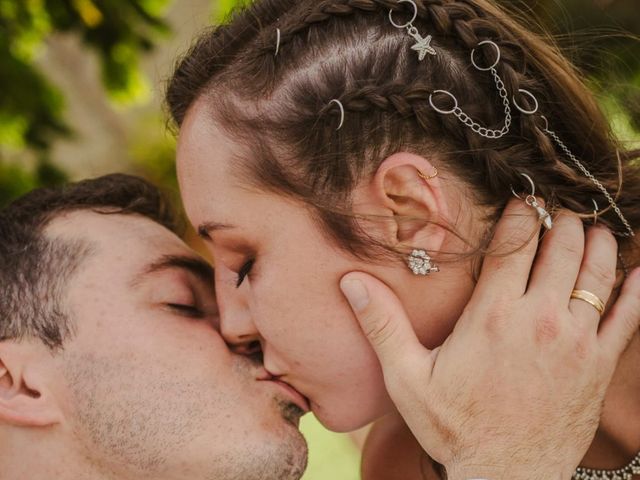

{"left": 445, "top": 462, "right": 569, "bottom": 480}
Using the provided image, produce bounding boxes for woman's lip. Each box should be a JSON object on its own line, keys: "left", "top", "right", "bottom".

{"left": 260, "top": 378, "right": 311, "bottom": 413}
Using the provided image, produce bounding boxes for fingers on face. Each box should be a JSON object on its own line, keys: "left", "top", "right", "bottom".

{"left": 476, "top": 198, "right": 541, "bottom": 299}
{"left": 598, "top": 267, "right": 640, "bottom": 362}
{"left": 569, "top": 226, "right": 618, "bottom": 327}
{"left": 528, "top": 210, "right": 585, "bottom": 302}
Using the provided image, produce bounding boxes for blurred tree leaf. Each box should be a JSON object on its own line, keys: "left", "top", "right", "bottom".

{"left": 0, "top": 0, "right": 171, "bottom": 206}
{"left": 501, "top": 0, "right": 640, "bottom": 131}
{"left": 0, "top": 0, "right": 170, "bottom": 153}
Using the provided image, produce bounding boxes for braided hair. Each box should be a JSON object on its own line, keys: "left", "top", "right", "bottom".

{"left": 167, "top": 0, "right": 639, "bottom": 268}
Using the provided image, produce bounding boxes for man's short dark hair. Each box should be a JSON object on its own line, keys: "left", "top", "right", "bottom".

{"left": 0, "top": 173, "right": 181, "bottom": 349}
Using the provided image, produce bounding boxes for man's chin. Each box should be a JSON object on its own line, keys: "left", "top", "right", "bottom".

{"left": 277, "top": 399, "right": 307, "bottom": 428}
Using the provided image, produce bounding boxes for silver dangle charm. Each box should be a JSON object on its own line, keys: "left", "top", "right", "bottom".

{"left": 511, "top": 173, "right": 553, "bottom": 230}
{"left": 407, "top": 249, "right": 440, "bottom": 276}
{"left": 388, "top": 0, "right": 436, "bottom": 61}
{"left": 526, "top": 195, "right": 553, "bottom": 230}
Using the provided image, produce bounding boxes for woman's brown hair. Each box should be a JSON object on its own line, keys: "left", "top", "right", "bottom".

{"left": 166, "top": 0, "right": 639, "bottom": 270}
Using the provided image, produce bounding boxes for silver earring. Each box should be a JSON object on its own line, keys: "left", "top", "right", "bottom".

{"left": 510, "top": 173, "right": 553, "bottom": 230}
{"left": 407, "top": 249, "right": 440, "bottom": 276}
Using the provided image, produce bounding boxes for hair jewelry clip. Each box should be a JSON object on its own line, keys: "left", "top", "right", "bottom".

{"left": 511, "top": 173, "right": 553, "bottom": 230}
{"left": 328, "top": 99, "right": 345, "bottom": 131}
{"left": 274, "top": 28, "right": 281, "bottom": 57}
{"left": 389, "top": 0, "right": 436, "bottom": 61}
{"left": 428, "top": 40, "right": 512, "bottom": 140}
{"left": 513, "top": 89, "right": 635, "bottom": 238}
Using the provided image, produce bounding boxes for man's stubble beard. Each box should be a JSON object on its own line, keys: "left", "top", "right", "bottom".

{"left": 62, "top": 352, "right": 308, "bottom": 480}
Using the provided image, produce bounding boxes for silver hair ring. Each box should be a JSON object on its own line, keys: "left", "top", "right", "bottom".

{"left": 592, "top": 198, "right": 599, "bottom": 225}
{"left": 429, "top": 90, "right": 458, "bottom": 115}
{"left": 510, "top": 172, "right": 537, "bottom": 199}
{"left": 538, "top": 114, "right": 550, "bottom": 132}
{"left": 513, "top": 89, "right": 539, "bottom": 115}
{"left": 388, "top": 0, "right": 418, "bottom": 29}
{"left": 329, "top": 99, "right": 345, "bottom": 130}
{"left": 470, "top": 40, "right": 501, "bottom": 71}
{"left": 275, "top": 28, "right": 281, "bottom": 56}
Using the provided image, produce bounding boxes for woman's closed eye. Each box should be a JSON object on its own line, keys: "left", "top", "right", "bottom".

{"left": 236, "top": 258, "right": 255, "bottom": 288}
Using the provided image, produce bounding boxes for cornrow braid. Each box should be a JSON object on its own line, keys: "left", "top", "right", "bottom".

{"left": 167, "top": 0, "right": 640, "bottom": 264}
{"left": 262, "top": 0, "right": 630, "bottom": 226}
{"left": 167, "top": 0, "right": 298, "bottom": 124}
{"left": 246, "top": 0, "right": 548, "bottom": 154}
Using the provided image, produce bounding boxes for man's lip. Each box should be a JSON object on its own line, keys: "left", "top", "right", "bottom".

{"left": 259, "top": 378, "right": 311, "bottom": 413}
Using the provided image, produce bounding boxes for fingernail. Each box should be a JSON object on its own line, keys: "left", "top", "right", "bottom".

{"left": 340, "top": 277, "right": 370, "bottom": 312}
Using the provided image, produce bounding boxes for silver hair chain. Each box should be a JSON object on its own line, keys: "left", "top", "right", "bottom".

{"left": 541, "top": 117, "right": 635, "bottom": 238}
{"left": 573, "top": 450, "right": 640, "bottom": 480}
{"left": 508, "top": 86, "right": 635, "bottom": 238}
{"left": 388, "top": 1, "right": 512, "bottom": 140}
{"left": 447, "top": 66, "right": 512, "bottom": 139}
{"left": 428, "top": 40, "right": 512, "bottom": 140}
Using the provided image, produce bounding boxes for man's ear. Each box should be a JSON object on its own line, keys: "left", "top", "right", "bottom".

{"left": 0, "top": 342, "right": 62, "bottom": 427}
{"left": 369, "top": 152, "right": 448, "bottom": 252}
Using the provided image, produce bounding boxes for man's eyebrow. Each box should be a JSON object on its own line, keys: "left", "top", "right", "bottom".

{"left": 134, "top": 254, "right": 215, "bottom": 287}
{"left": 197, "top": 221, "right": 236, "bottom": 240}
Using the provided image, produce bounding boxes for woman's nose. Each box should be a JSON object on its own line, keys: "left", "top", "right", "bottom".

{"left": 216, "top": 279, "right": 262, "bottom": 355}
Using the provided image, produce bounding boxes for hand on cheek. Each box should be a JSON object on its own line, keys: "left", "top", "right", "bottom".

{"left": 340, "top": 199, "right": 640, "bottom": 480}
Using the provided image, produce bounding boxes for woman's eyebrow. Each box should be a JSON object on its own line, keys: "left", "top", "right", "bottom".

{"left": 197, "top": 221, "right": 236, "bottom": 240}
{"left": 132, "top": 254, "right": 215, "bottom": 288}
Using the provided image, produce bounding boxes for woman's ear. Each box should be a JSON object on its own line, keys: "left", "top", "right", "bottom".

{"left": 368, "top": 152, "right": 448, "bottom": 253}
{"left": 0, "top": 342, "right": 62, "bottom": 428}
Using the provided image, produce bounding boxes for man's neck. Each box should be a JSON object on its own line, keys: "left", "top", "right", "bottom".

{"left": 581, "top": 330, "right": 640, "bottom": 470}
{"left": 0, "top": 435, "right": 116, "bottom": 480}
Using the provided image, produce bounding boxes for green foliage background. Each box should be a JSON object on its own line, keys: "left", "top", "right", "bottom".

{"left": 0, "top": 2, "right": 638, "bottom": 477}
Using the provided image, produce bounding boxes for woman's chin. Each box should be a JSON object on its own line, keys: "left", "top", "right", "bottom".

{"left": 311, "top": 400, "right": 391, "bottom": 433}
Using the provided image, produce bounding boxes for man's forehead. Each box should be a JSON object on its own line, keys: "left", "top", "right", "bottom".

{"left": 46, "top": 210, "right": 192, "bottom": 268}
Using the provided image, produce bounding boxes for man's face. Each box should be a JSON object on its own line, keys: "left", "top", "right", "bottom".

{"left": 45, "top": 211, "right": 308, "bottom": 480}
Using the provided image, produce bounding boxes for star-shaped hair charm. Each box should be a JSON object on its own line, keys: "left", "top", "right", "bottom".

{"left": 411, "top": 33, "right": 436, "bottom": 61}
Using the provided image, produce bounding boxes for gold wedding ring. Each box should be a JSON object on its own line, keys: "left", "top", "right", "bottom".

{"left": 571, "top": 289, "right": 606, "bottom": 316}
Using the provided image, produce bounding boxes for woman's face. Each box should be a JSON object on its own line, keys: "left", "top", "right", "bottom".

{"left": 177, "top": 100, "right": 473, "bottom": 431}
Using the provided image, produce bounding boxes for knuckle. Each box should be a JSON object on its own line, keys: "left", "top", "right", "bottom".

{"left": 557, "top": 210, "right": 584, "bottom": 230}
{"left": 588, "top": 225, "right": 617, "bottom": 247}
{"left": 362, "top": 312, "right": 397, "bottom": 347}
{"left": 583, "top": 260, "right": 616, "bottom": 289}
{"left": 482, "top": 297, "right": 512, "bottom": 336}
{"left": 554, "top": 236, "right": 583, "bottom": 259}
{"left": 572, "top": 331, "right": 596, "bottom": 361}
{"left": 535, "top": 309, "right": 562, "bottom": 344}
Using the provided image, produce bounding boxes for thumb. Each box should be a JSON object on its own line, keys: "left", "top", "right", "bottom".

{"left": 340, "top": 272, "right": 431, "bottom": 379}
